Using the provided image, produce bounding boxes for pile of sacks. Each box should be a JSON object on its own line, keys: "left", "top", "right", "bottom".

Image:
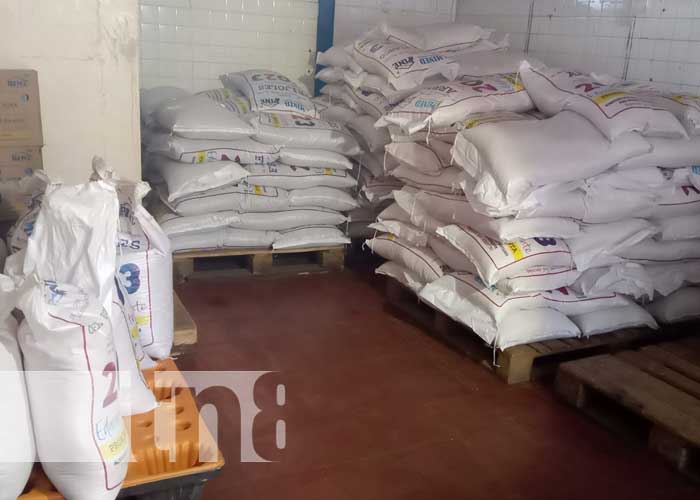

{"left": 0, "top": 172, "right": 175, "bottom": 500}
{"left": 365, "top": 54, "right": 700, "bottom": 350}
{"left": 140, "top": 69, "right": 363, "bottom": 253}
{"left": 314, "top": 21, "right": 529, "bottom": 238}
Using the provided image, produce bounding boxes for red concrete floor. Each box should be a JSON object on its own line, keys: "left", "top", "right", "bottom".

{"left": 174, "top": 269, "right": 699, "bottom": 500}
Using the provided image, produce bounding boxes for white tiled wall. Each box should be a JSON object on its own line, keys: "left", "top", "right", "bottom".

{"left": 139, "top": 0, "right": 319, "bottom": 92}
{"left": 457, "top": 0, "right": 700, "bottom": 93}
{"left": 334, "top": 0, "right": 456, "bottom": 44}
{"left": 456, "top": 0, "right": 531, "bottom": 51}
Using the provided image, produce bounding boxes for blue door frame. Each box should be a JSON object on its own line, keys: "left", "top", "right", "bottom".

{"left": 314, "top": 0, "right": 335, "bottom": 96}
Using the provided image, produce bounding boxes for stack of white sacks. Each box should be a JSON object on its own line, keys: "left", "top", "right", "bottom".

{"left": 140, "top": 70, "right": 362, "bottom": 253}
{"left": 0, "top": 173, "right": 177, "bottom": 500}
{"left": 314, "top": 22, "right": 526, "bottom": 238}
{"left": 361, "top": 31, "right": 700, "bottom": 350}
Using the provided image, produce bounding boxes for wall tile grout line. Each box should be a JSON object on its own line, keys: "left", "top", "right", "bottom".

{"left": 524, "top": 0, "right": 535, "bottom": 54}
{"left": 622, "top": 16, "right": 637, "bottom": 81}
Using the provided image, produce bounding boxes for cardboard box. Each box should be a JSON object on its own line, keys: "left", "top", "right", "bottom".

{"left": 0, "top": 146, "right": 42, "bottom": 221}
{"left": 0, "top": 69, "right": 43, "bottom": 147}
{"left": 0, "top": 146, "right": 42, "bottom": 178}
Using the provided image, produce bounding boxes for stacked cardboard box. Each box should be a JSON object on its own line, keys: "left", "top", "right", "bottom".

{"left": 0, "top": 69, "right": 43, "bottom": 220}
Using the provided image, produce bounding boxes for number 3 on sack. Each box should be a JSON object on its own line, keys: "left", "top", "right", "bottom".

{"left": 119, "top": 263, "right": 141, "bottom": 294}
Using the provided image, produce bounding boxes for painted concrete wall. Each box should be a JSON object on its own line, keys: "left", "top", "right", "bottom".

{"left": 0, "top": 0, "right": 141, "bottom": 183}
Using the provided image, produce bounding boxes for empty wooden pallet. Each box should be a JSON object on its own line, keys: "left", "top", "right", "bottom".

{"left": 173, "top": 245, "right": 346, "bottom": 281}
{"left": 556, "top": 337, "right": 700, "bottom": 481}
{"left": 384, "top": 277, "right": 680, "bottom": 384}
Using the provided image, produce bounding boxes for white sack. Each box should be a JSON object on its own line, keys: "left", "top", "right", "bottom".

{"left": 140, "top": 86, "right": 190, "bottom": 126}
{"left": 250, "top": 112, "right": 361, "bottom": 155}
{"left": 566, "top": 219, "right": 658, "bottom": 271}
{"left": 396, "top": 187, "right": 580, "bottom": 240}
{"left": 391, "top": 165, "right": 462, "bottom": 194}
{"left": 352, "top": 37, "right": 459, "bottom": 91}
{"left": 279, "top": 147, "right": 353, "bottom": 170}
{"left": 366, "top": 235, "right": 445, "bottom": 283}
{"left": 0, "top": 276, "right": 34, "bottom": 500}
{"left": 646, "top": 261, "right": 700, "bottom": 296}
{"left": 617, "top": 238, "right": 700, "bottom": 264}
{"left": 452, "top": 111, "right": 651, "bottom": 206}
{"left": 316, "top": 66, "right": 344, "bottom": 83}
{"left": 347, "top": 114, "right": 391, "bottom": 153}
{"left": 148, "top": 133, "right": 280, "bottom": 164}
{"left": 316, "top": 46, "right": 363, "bottom": 73}
{"left": 7, "top": 196, "right": 42, "bottom": 253}
{"left": 646, "top": 287, "right": 700, "bottom": 323}
{"left": 388, "top": 123, "right": 458, "bottom": 144}
{"left": 157, "top": 208, "right": 345, "bottom": 235}
{"left": 118, "top": 205, "right": 174, "bottom": 360}
{"left": 155, "top": 209, "right": 238, "bottom": 237}
{"left": 635, "top": 92, "right": 700, "bottom": 136}
{"left": 379, "top": 74, "right": 533, "bottom": 133}
{"left": 313, "top": 97, "right": 360, "bottom": 124}
{"left": 385, "top": 141, "right": 450, "bottom": 175}
{"left": 111, "top": 277, "right": 157, "bottom": 416}
{"left": 374, "top": 21, "right": 491, "bottom": 52}
{"left": 516, "top": 186, "right": 655, "bottom": 224}
{"left": 155, "top": 94, "right": 254, "bottom": 140}
{"left": 436, "top": 224, "right": 573, "bottom": 286}
{"left": 375, "top": 261, "right": 425, "bottom": 293}
{"left": 656, "top": 214, "right": 700, "bottom": 241}
{"left": 572, "top": 263, "right": 654, "bottom": 300}
{"left": 571, "top": 305, "right": 658, "bottom": 337}
{"left": 648, "top": 184, "right": 700, "bottom": 219}
{"left": 361, "top": 176, "right": 404, "bottom": 204}
{"left": 170, "top": 228, "right": 278, "bottom": 252}
{"left": 618, "top": 135, "right": 700, "bottom": 169}
{"left": 428, "top": 235, "right": 478, "bottom": 274}
{"left": 520, "top": 61, "right": 687, "bottom": 140}
{"left": 497, "top": 308, "right": 580, "bottom": 350}
{"left": 231, "top": 209, "right": 347, "bottom": 231}
{"left": 344, "top": 85, "right": 393, "bottom": 119}
{"left": 585, "top": 166, "right": 674, "bottom": 192}
{"left": 273, "top": 226, "right": 349, "bottom": 250}
{"left": 165, "top": 183, "right": 291, "bottom": 216}
{"left": 354, "top": 72, "right": 416, "bottom": 105}
{"left": 245, "top": 163, "right": 356, "bottom": 190}
{"left": 289, "top": 187, "right": 359, "bottom": 211}
{"left": 418, "top": 273, "right": 498, "bottom": 343}
{"left": 19, "top": 182, "right": 129, "bottom": 500}
{"left": 368, "top": 220, "right": 429, "bottom": 247}
{"left": 197, "top": 87, "right": 251, "bottom": 114}
{"left": 581, "top": 187, "right": 658, "bottom": 224}
{"left": 320, "top": 82, "right": 362, "bottom": 110}
{"left": 377, "top": 202, "right": 411, "bottom": 223}
{"left": 496, "top": 266, "right": 581, "bottom": 294}
{"left": 356, "top": 151, "right": 387, "bottom": 178}
{"left": 147, "top": 154, "right": 249, "bottom": 201}
{"left": 221, "top": 69, "right": 318, "bottom": 118}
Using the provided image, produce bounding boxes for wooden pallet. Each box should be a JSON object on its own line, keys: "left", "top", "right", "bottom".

{"left": 555, "top": 337, "right": 700, "bottom": 481}
{"left": 173, "top": 245, "right": 345, "bottom": 281}
{"left": 172, "top": 291, "right": 197, "bottom": 355}
{"left": 384, "top": 277, "right": 682, "bottom": 384}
